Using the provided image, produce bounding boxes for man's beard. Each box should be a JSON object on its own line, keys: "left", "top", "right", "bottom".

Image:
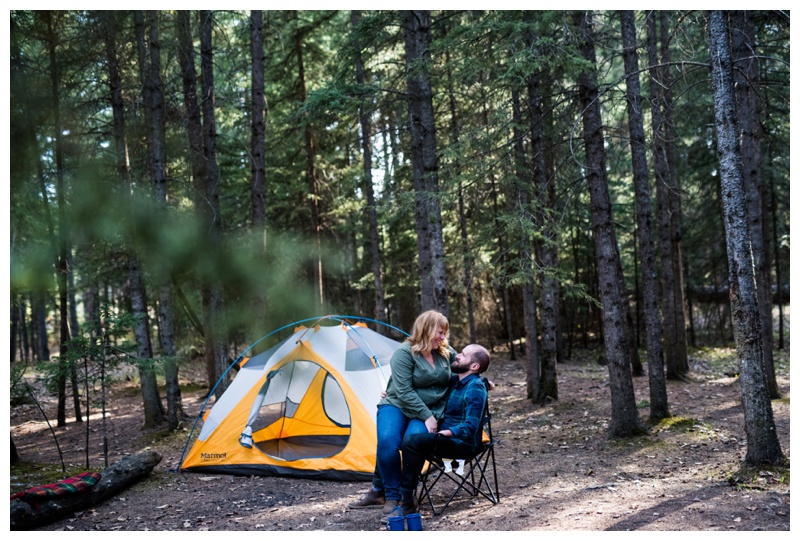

{"left": 450, "top": 360, "right": 469, "bottom": 374}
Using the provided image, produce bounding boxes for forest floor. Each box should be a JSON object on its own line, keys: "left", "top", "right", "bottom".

{"left": 9, "top": 344, "right": 791, "bottom": 533}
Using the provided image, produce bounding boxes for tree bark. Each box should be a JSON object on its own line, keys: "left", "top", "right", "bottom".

{"left": 511, "top": 85, "right": 540, "bottom": 401}
{"left": 403, "top": 10, "right": 448, "bottom": 317}
{"left": 67, "top": 251, "right": 83, "bottom": 422}
{"left": 659, "top": 13, "right": 690, "bottom": 376}
{"left": 647, "top": 12, "right": 687, "bottom": 380}
{"left": 443, "top": 35, "right": 476, "bottom": 342}
{"left": 146, "top": 10, "right": 183, "bottom": 429}
{"left": 133, "top": 10, "right": 166, "bottom": 427}
{"left": 177, "top": 10, "right": 216, "bottom": 393}
{"left": 573, "top": 10, "right": 646, "bottom": 437}
{"left": 28, "top": 78, "right": 56, "bottom": 367}
{"left": 249, "top": 10, "right": 269, "bottom": 338}
{"left": 20, "top": 295, "right": 31, "bottom": 362}
{"left": 620, "top": 10, "right": 669, "bottom": 420}
{"left": 352, "top": 10, "right": 387, "bottom": 327}
{"left": 11, "top": 435, "right": 20, "bottom": 464}
{"left": 33, "top": 293, "right": 48, "bottom": 362}
{"left": 730, "top": 11, "right": 779, "bottom": 398}
{"left": 200, "top": 10, "right": 230, "bottom": 399}
{"left": 706, "top": 10, "right": 783, "bottom": 466}
{"left": 529, "top": 67, "right": 558, "bottom": 403}
{"left": 11, "top": 293, "right": 20, "bottom": 363}
{"left": 293, "top": 11, "right": 324, "bottom": 312}
{"left": 44, "top": 11, "right": 70, "bottom": 428}
{"left": 770, "top": 173, "right": 784, "bottom": 350}
{"left": 251, "top": 10, "right": 267, "bottom": 234}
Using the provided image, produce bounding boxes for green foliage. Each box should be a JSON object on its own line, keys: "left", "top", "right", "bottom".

{"left": 9, "top": 364, "right": 32, "bottom": 406}
{"left": 8, "top": 10, "right": 791, "bottom": 374}
{"left": 37, "top": 307, "right": 139, "bottom": 397}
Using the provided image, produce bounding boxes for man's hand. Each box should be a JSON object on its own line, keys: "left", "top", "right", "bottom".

{"left": 437, "top": 429, "right": 453, "bottom": 437}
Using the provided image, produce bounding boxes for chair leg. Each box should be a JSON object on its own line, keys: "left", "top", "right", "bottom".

{"left": 416, "top": 443, "right": 500, "bottom": 516}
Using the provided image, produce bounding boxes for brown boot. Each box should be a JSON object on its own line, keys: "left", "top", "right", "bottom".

{"left": 380, "top": 500, "right": 400, "bottom": 524}
{"left": 348, "top": 488, "right": 385, "bottom": 509}
{"left": 399, "top": 499, "right": 418, "bottom": 516}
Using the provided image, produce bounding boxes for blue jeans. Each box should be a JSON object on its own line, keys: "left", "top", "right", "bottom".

{"left": 376, "top": 404, "right": 428, "bottom": 500}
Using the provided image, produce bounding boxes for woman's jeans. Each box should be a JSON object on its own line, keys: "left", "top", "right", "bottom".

{"left": 375, "top": 404, "right": 427, "bottom": 500}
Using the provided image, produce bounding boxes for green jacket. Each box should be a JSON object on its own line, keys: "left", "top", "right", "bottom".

{"left": 379, "top": 341, "right": 456, "bottom": 421}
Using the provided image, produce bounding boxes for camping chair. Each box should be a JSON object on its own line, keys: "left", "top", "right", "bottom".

{"left": 415, "top": 394, "right": 499, "bottom": 516}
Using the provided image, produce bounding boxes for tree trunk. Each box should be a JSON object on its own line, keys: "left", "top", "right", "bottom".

{"left": 511, "top": 85, "right": 539, "bottom": 400}
{"left": 177, "top": 10, "right": 209, "bottom": 372}
{"left": 477, "top": 44, "right": 513, "bottom": 356}
{"left": 146, "top": 12, "right": 181, "bottom": 428}
{"left": 11, "top": 435, "right": 20, "bottom": 465}
{"left": 250, "top": 10, "right": 269, "bottom": 338}
{"left": 67, "top": 250, "right": 83, "bottom": 422}
{"left": 352, "top": 10, "right": 387, "bottom": 327}
{"left": 20, "top": 295, "right": 31, "bottom": 362}
{"left": 659, "top": 12, "right": 690, "bottom": 376}
{"left": 647, "top": 13, "right": 685, "bottom": 381}
{"left": 133, "top": 11, "right": 166, "bottom": 427}
{"left": 45, "top": 11, "right": 70, "bottom": 428}
{"left": 11, "top": 293, "right": 20, "bottom": 363}
{"left": 293, "top": 11, "right": 324, "bottom": 312}
{"left": 730, "top": 11, "right": 779, "bottom": 398}
{"left": 573, "top": 10, "right": 646, "bottom": 437}
{"left": 706, "top": 10, "right": 783, "bottom": 466}
{"left": 200, "top": 10, "right": 230, "bottom": 399}
{"left": 403, "top": 10, "right": 448, "bottom": 318}
{"left": 647, "top": 12, "right": 689, "bottom": 379}
{"left": 770, "top": 173, "right": 784, "bottom": 350}
{"left": 529, "top": 68, "right": 558, "bottom": 403}
{"left": 489, "top": 172, "right": 515, "bottom": 360}
{"left": 458, "top": 181, "right": 477, "bottom": 343}
{"left": 620, "top": 10, "right": 669, "bottom": 420}
{"left": 443, "top": 38, "right": 476, "bottom": 342}
{"left": 33, "top": 292, "right": 49, "bottom": 361}
{"left": 30, "top": 117, "right": 55, "bottom": 366}
{"left": 251, "top": 10, "right": 267, "bottom": 234}
{"left": 157, "top": 291, "right": 183, "bottom": 431}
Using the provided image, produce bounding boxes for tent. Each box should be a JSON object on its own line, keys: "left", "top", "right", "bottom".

{"left": 179, "top": 316, "right": 404, "bottom": 481}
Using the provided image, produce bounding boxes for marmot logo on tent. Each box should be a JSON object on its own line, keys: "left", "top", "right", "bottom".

{"left": 201, "top": 452, "right": 227, "bottom": 461}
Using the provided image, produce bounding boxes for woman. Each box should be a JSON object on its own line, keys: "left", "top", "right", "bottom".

{"left": 349, "top": 310, "right": 456, "bottom": 518}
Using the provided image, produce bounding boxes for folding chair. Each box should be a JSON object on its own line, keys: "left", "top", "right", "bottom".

{"left": 415, "top": 395, "right": 499, "bottom": 516}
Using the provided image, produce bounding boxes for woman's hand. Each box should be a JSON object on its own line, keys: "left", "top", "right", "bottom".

{"left": 437, "top": 429, "right": 453, "bottom": 437}
{"left": 424, "top": 416, "right": 438, "bottom": 433}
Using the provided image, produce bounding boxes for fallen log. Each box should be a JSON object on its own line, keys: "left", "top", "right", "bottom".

{"left": 10, "top": 449, "right": 162, "bottom": 530}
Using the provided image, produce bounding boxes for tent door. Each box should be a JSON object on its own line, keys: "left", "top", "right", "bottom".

{"left": 249, "top": 360, "right": 351, "bottom": 461}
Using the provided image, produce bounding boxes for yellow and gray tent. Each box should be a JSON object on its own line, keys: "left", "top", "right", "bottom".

{"left": 179, "top": 316, "right": 403, "bottom": 481}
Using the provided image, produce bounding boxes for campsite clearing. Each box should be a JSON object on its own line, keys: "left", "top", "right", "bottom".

{"left": 11, "top": 346, "right": 790, "bottom": 531}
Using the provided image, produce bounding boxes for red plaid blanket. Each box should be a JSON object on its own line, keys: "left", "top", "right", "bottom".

{"left": 10, "top": 471, "right": 102, "bottom": 509}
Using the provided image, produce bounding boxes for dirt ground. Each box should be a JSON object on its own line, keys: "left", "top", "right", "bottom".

{"left": 9, "top": 346, "right": 790, "bottom": 532}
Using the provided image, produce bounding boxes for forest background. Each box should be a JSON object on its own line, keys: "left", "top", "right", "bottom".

{"left": 5, "top": 8, "right": 791, "bottom": 521}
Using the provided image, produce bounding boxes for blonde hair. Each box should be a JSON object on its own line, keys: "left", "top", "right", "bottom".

{"left": 408, "top": 310, "right": 450, "bottom": 357}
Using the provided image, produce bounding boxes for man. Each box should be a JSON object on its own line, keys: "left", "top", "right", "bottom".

{"left": 383, "top": 343, "right": 491, "bottom": 522}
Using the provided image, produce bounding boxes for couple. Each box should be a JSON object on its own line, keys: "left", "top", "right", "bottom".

{"left": 349, "top": 310, "right": 491, "bottom": 522}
